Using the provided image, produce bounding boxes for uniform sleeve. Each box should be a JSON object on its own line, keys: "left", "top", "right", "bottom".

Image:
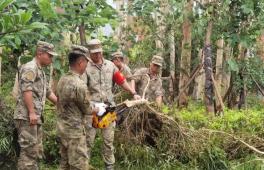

{"left": 112, "top": 64, "right": 119, "bottom": 74}
{"left": 20, "top": 68, "right": 37, "bottom": 92}
{"left": 76, "top": 84, "right": 91, "bottom": 114}
{"left": 155, "top": 78, "right": 163, "bottom": 97}
{"left": 81, "top": 71, "right": 89, "bottom": 85}
{"left": 124, "top": 66, "right": 133, "bottom": 80}
{"left": 131, "top": 68, "right": 143, "bottom": 83}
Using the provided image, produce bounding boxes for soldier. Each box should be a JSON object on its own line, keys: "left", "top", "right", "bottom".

{"left": 111, "top": 51, "right": 132, "bottom": 79}
{"left": 82, "top": 39, "right": 140, "bottom": 170}
{"left": 111, "top": 51, "right": 133, "bottom": 95}
{"left": 56, "top": 45, "right": 91, "bottom": 170}
{"left": 131, "top": 55, "right": 164, "bottom": 106}
{"left": 14, "top": 41, "right": 58, "bottom": 170}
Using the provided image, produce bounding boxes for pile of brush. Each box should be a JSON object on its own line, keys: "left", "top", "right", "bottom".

{"left": 115, "top": 103, "right": 264, "bottom": 164}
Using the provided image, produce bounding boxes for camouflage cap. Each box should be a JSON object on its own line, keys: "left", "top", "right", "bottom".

{"left": 87, "top": 39, "right": 103, "bottom": 53}
{"left": 111, "top": 51, "right": 124, "bottom": 60}
{"left": 70, "top": 45, "right": 91, "bottom": 61}
{"left": 151, "top": 55, "right": 163, "bottom": 67}
{"left": 37, "top": 41, "right": 58, "bottom": 56}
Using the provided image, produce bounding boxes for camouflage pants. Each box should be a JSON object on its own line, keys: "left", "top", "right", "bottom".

{"left": 86, "top": 115, "right": 116, "bottom": 166}
{"left": 59, "top": 135, "right": 89, "bottom": 170}
{"left": 14, "top": 119, "right": 43, "bottom": 170}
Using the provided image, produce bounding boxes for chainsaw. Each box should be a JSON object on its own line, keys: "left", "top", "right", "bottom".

{"left": 93, "top": 74, "right": 150, "bottom": 129}
{"left": 92, "top": 99, "right": 148, "bottom": 129}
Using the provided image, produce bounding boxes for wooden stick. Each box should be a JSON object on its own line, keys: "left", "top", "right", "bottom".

{"left": 211, "top": 73, "right": 225, "bottom": 113}
{"left": 207, "top": 129, "right": 264, "bottom": 155}
{"left": 250, "top": 74, "right": 264, "bottom": 96}
{"left": 175, "top": 63, "right": 203, "bottom": 101}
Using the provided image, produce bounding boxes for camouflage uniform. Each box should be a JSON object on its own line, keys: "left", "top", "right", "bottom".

{"left": 111, "top": 51, "right": 132, "bottom": 78}
{"left": 14, "top": 41, "right": 57, "bottom": 170}
{"left": 120, "top": 64, "right": 132, "bottom": 80}
{"left": 112, "top": 64, "right": 132, "bottom": 95}
{"left": 132, "top": 55, "right": 164, "bottom": 101}
{"left": 56, "top": 45, "right": 90, "bottom": 170}
{"left": 111, "top": 51, "right": 132, "bottom": 94}
{"left": 82, "top": 39, "right": 119, "bottom": 168}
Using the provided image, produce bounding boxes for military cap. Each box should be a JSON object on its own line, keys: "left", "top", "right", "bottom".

{"left": 111, "top": 51, "right": 124, "bottom": 60}
{"left": 37, "top": 41, "right": 58, "bottom": 56}
{"left": 87, "top": 39, "right": 103, "bottom": 53}
{"left": 70, "top": 45, "right": 90, "bottom": 61}
{"left": 151, "top": 55, "right": 163, "bottom": 67}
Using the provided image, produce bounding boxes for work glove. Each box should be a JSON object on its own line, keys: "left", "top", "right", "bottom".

{"left": 94, "top": 103, "right": 107, "bottom": 116}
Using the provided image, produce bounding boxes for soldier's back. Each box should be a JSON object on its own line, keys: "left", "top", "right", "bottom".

{"left": 57, "top": 71, "right": 88, "bottom": 138}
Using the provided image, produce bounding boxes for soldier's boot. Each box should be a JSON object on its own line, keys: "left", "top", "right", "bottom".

{"left": 105, "top": 164, "right": 114, "bottom": 170}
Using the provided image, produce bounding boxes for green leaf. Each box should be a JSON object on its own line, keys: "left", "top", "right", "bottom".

{"left": 0, "top": 0, "right": 14, "bottom": 12}
{"left": 86, "top": 4, "right": 96, "bottom": 14}
{"left": 38, "top": 0, "right": 57, "bottom": 20}
{"left": 227, "top": 59, "right": 239, "bottom": 73}
{"left": 20, "top": 11, "right": 32, "bottom": 24}
{"left": 28, "top": 22, "right": 48, "bottom": 29}
{"left": 53, "top": 58, "right": 61, "bottom": 70}
{"left": 14, "top": 36, "right": 21, "bottom": 47}
{"left": 91, "top": 17, "right": 109, "bottom": 25}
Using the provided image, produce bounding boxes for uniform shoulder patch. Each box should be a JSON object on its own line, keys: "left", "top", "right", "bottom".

{"left": 21, "top": 70, "right": 36, "bottom": 82}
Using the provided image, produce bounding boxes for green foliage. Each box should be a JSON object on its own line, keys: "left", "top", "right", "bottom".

{"left": 0, "top": 90, "right": 263, "bottom": 169}
{"left": 1, "top": 0, "right": 118, "bottom": 80}
{"left": 0, "top": 95, "right": 16, "bottom": 169}
{"left": 230, "top": 155, "right": 264, "bottom": 170}
{"left": 42, "top": 103, "right": 60, "bottom": 164}
{"left": 174, "top": 100, "right": 264, "bottom": 135}
{"left": 38, "top": 0, "right": 57, "bottom": 20}
{"left": 198, "top": 146, "right": 229, "bottom": 170}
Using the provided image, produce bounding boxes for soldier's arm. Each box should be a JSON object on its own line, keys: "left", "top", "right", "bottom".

{"left": 130, "top": 80, "right": 136, "bottom": 93}
{"left": 23, "top": 91, "right": 36, "bottom": 122}
{"left": 120, "top": 81, "right": 135, "bottom": 94}
{"left": 130, "top": 69, "right": 142, "bottom": 95}
{"left": 20, "top": 69, "right": 37, "bottom": 125}
{"left": 113, "top": 69, "right": 140, "bottom": 99}
{"left": 47, "top": 92, "right": 57, "bottom": 105}
{"left": 76, "top": 85, "right": 91, "bottom": 114}
{"left": 155, "top": 79, "right": 163, "bottom": 106}
{"left": 46, "top": 82, "right": 57, "bottom": 105}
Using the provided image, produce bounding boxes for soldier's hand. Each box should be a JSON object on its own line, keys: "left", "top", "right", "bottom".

{"left": 29, "top": 112, "right": 37, "bottom": 125}
{"left": 133, "top": 94, "right": 141, "bottom": 100}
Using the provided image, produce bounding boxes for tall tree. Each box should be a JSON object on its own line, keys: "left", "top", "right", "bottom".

{"left": 178, "top": 0, "right": 193, "bottom": 107}
{"left": 215, "top": 38, "right": 224, "bottom": 108}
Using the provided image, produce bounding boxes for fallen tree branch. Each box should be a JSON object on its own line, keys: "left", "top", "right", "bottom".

{"left": 204, "top": 129, "right": 264, "bottom": 155}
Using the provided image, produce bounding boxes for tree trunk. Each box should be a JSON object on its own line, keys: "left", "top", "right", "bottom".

{"left": 237, "top": 45, "right": 246, "bottom": 109}
{"left": 215, "top": 38, "right": 224, "bottom": 107}
{"left": 169, "top": 30, "right": 176, "bottom": 102}
{"left": 204, "top": 21, "right": 214, "bottom": 114}
{"left": 227, "top": 44, "right": 246, "bottom": 109}
{"left": 178, "top": 0, "right": 193, "bottom": 107}
{"left": 79, "top": 22, "right": 86, "bottom": 45}
{"left": 222, "top": 44, "right": 231, "bottom": 96}
{"left": 256, "top": 33, "right": 264, "bottom": 62}
{"left": 193, "top": 49, "right": 205, "bottom": 100}
{"left": 114, "top": 0, "right": 125, "bottom": 50}
{"left": 155, "top": 0, "right": 169, "bottom": 50}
